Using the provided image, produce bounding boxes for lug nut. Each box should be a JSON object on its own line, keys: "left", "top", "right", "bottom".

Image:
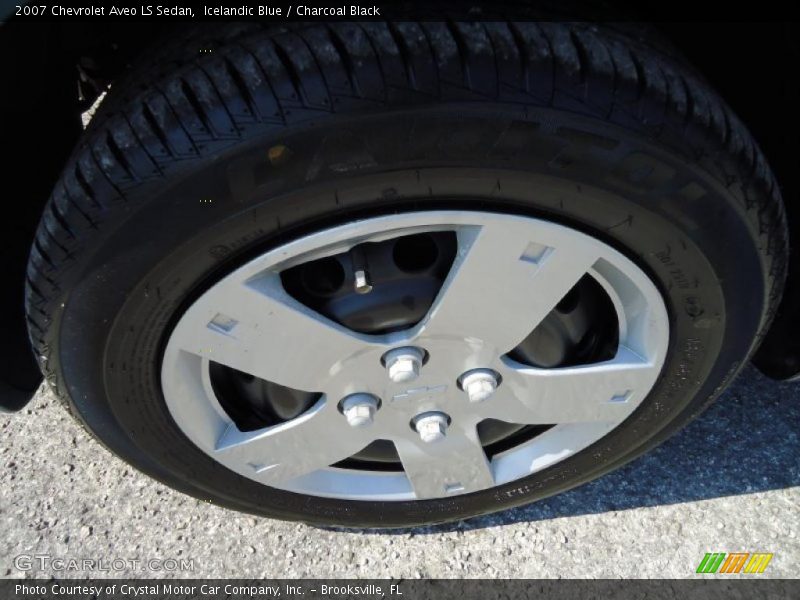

{"left": 354, "top": 269, "right": 373, "bottom": 294}
{"left": 413, "top": 412, "right": 450, "bottom": 443}
{"left": 383, "top": 347, "right": 425, "bottom": 383}
{"left": 351, "top": 246, "right": 373, "bottom": 294}
{"left": 339, "top": 393, "right": 380, "bottom": 428}
{"left": 460, "top": 369, "right": 500, "bottom": 403}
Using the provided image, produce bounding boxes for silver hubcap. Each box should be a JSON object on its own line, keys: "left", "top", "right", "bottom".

{"left": 161, "top": 211, "right": 669, "bottom": 501}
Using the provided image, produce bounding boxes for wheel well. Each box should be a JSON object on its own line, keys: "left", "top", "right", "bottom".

{"left": 0, "top": 21, "right": 167, "bottom": 403}
{"left": 656, "top": 23, "right": 800, "bottom": 378}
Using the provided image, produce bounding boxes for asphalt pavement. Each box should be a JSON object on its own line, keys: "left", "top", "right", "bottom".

{"left": 1, "top": 365, "right": 798, "bottom": 579}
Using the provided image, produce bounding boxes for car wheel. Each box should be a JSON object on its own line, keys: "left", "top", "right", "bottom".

{"left": 26, "top": 22, "right": 787, "bottom": 527}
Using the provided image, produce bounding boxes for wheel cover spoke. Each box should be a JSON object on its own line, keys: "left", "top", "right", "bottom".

{"left": 212, "top": 399, "right": 372, "bottom": 484}
{"left": 170, "top": 273, "right": 375, "bottom": 392}
{"left": 420, "top": 221, "right": 599, "bottom": 353}
{"left": 395, "top": 426, "right": 494, "bottom": 499}
{"left": 493, "top": 346, "right": 657, "bottom": 424}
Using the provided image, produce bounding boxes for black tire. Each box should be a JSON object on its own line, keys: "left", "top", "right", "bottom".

{"left": 27, "top": 21, "right": 788, "bottom": 527}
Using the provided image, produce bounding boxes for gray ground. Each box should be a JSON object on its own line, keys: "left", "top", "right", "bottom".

{"left": 1, "top": 365, "right": 798, "bottom": 579}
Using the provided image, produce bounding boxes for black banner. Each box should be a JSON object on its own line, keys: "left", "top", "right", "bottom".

{"left": 2, "top": 580, "right": 799, "bottom": 600}
{"left": 1, "top": 0, "right": 795, "bottom": 23}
